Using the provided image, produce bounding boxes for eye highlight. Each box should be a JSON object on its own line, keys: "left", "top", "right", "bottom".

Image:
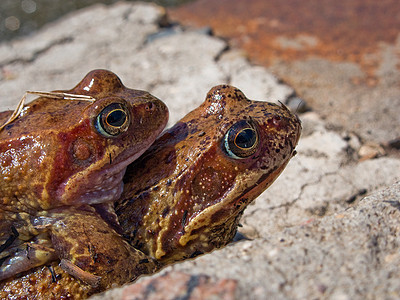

{"left": 95, "top": 103, "right": 130, "bottom": 137}
{"left": 223, "top": 120, "right": 259, "bottom": 159}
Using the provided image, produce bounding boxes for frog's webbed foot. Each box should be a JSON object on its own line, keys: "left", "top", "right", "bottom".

{"left": 0, "top": 241, "right": 57, "bottom": 281}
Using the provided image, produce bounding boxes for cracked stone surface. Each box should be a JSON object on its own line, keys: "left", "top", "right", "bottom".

{"left": 0, "top": 2, "right": 399, "bottom": 299}
{"left": 0, "top": 2, "right": 291, "bottom": 127}
{"left": 94, "top": 182, "right": 400, "bottom": 300}
{"left": 168, "top": 1, "right": 400, "bottom": 145}
{"left": 108, "top": 271, "right": 238, "bottom": 300}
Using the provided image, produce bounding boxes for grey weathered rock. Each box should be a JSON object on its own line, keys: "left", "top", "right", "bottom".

{"left": 269, "top": 56, "right": 400, "bottom": 144}
{"left": 0, "top": 2, "right": 399, "bottom": 299}
{"left": 103, "top": 271, "right": 238, "bottom": 300}
{"left": 94, "top": 182, "right": 400, "bottom": 300}
{"left": 0, "top": 2, "right": 290, "bottom": 127}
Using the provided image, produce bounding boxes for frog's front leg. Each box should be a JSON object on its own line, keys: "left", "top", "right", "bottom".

{"left": 0, "top": 211, "right": 58, "bottom": 281}
{"left": 48, "top": 207, "right": 159, "bottom": 290}
{"left": 0, "top": 232, "right": 57, "bottom": 281}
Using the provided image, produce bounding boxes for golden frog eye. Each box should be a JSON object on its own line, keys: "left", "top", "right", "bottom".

{"left": 223, "top": 120, "right": 259, "bottom": 159}
{"left": 95, "top": 103, "right": 130, "bottom": 137}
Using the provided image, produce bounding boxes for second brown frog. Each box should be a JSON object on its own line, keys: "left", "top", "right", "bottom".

{"left": 118, "top": 84, "right": 301, "bottom": 264}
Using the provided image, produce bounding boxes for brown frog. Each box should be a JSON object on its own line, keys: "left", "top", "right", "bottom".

{"left": 117, "top": 84, "right": 301, "bottom": 264}
{"left": 0, "top": 85, "right": 301, "bottom": 299}
{"left": 0, "top": 70, "right": 168, "bottom": 287}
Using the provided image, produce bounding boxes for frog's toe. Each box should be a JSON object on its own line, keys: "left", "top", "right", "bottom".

{"left": 60, "top": 258, "right": 102, "bottom": 287}
{"left": 0, "top": 242, "right": 57, "bottom": 280}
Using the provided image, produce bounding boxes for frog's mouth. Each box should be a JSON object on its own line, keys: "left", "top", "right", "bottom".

{"left": 58, "top": 147, "right": 150, "bottom": 207}
{"left": 75, "top": 162, "right": 128, "bottom": 205}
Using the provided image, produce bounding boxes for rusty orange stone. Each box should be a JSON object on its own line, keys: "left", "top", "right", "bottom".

{"left": 169, "top": 0, "right": 400, "bottom": 76}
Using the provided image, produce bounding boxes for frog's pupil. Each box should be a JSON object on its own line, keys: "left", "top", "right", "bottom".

{"left": 235, "top": 129, "right": 256, "bottom": 149}
{"left": 223, "top": 120, "right": 259, "bottom": 159}
{"left": 107, "top": 109, "right": 126, "bottom": 127}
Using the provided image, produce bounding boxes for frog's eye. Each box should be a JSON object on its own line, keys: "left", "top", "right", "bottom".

{"left": 223, "top": 120, "right": 259, "bottom": 159}
{"left": 95, "top": 103, "right": 130, "bottom": 137}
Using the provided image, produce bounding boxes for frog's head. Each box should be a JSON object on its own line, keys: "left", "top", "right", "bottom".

{"left": 53, "top": 70, "right": 169, "bottom": 208}
{"left": 0, "top": 70, "right": 168, "bottom": 210}
{"left": 118, "top": 85, "right": 301, "bottom": 264}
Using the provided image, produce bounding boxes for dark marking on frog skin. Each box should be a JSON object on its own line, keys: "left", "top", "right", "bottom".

{"left": 189, "top": 250, "right": 204, "bottom": 258}
{"left": 139, "top": 258, "right": 150, "bottom": 264}
{"left": 47, "top": 265, "right": 58, "bottom": 283}
{"left": 181, "top": 210, "right": 188, "bottom": 231}
{"left": 0, "top": 226, "right": 19, "bottom": 255}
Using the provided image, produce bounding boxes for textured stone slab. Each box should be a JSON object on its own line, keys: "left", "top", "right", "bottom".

{"left": 93, "top": 182, "right": 400, "bottom": 300}
{"left": 0, "top": 2, "right": 291, "bottom": 126}
{"left": 0, "top": 2, "right": 399, "bottom": 299}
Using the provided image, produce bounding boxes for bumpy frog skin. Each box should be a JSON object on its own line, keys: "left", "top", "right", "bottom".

{"left": 117, "top": 84, "right": 301, "bottom": 264}
{"left": 0, "top": 70, "right": 168, "bottom": 286}
{"left": 0, "top": 69, "right": 168, "bottom": 210}
{"left": 0, "top": 85, "right": 301, "bottom": 299}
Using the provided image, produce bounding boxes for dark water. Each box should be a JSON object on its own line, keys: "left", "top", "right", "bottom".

{"left": 0, "top": 0, "right": 193, "bottom": 42}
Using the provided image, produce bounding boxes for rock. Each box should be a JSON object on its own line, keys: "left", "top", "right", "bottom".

{"left": 0, "top": 2, "right": 399, "bottom": 299}
{"left": 242, "top": 114, "right": 400, "bottom": 234}
{"left": 93, "top": 182, "right": 400, "bottom": 300}
{"left": 358, "top": 142, "right": 386, "bottom": 161}
{"left": 92, "top": 271, "right": 238, "bottom": 300}
{"left": 218, "top": 50, "right": 294, "bottom": 102}
{"left": 269, "top": 57, "right": 400, "bottom": 144}
{"left": 0, "top": 2, "right": 293, "bottom": 127}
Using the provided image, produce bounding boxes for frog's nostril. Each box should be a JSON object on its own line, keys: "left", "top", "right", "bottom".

{"left": 272, "top": 116, "right": 281, "bottom": 126}
{"left": 267, "top": 115, "right": 285, "bottom": 129}
{"left": 145, "top": 102, "right": 155, "bottom": 111}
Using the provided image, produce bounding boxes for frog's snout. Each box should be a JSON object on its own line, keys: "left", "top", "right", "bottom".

{"left": 139, "top": 97, "right": 169, "bottom": 126}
